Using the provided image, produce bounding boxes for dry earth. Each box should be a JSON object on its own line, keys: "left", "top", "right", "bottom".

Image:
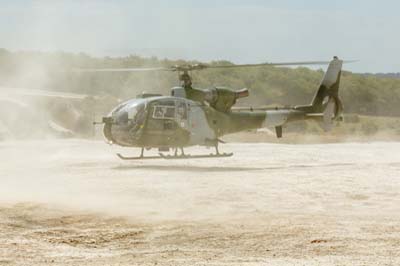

{"left": 0, "top": 139, "right": 399, "bottom": 265}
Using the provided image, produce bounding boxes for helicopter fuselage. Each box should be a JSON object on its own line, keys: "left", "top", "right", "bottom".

{"left": 102, "top": 92, "right": 307, "bottom": 149}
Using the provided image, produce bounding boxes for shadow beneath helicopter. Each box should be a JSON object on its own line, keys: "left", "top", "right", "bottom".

{"left": 112, "top": 162, "right": 358, "bottom": 173}
{"left": 113, "top": 164, "right": 264, "bottom": 172}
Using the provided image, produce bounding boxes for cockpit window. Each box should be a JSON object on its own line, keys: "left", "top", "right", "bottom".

{"left": 111, "top": 99, "right": 147, "bottom": 126}
{"left": 132, "top": 103, "right": 146, "bottom": 124}
{"left": 116, "top": 111, "right": 129, "bottom": 124}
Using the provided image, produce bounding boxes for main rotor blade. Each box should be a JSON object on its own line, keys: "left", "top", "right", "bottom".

{"left": 73, "top": 62, "right": 328, "bottom": 73}
{"left": 72, "top": 59, "right": 357, "bottom": 73}
{"left": 205, "top": 61, "right": 332, "bottom": 69}
{"left": 204, "top": 59, "right": 357, "bottom": 69}
{"left": 74, "top": 67, "right": 173, "bottom": 72}
{"left": 0, "top": 87, "right": 90, "bottom": 100}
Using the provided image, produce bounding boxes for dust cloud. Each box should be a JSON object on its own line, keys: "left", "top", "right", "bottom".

{"left": 0, "top": 53, "right": 67, "bottom": 139}
{"left": 1, "top": 139, "right": 399, "bottom": 220}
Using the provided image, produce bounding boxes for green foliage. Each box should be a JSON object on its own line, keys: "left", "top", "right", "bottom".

{"left": 1, "top": 49, "right": 400, "bottom": 116}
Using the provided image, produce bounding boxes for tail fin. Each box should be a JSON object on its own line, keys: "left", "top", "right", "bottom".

{"left": 296, "top": 56, "right": 344, "bottom": 122}
{"left": 311, "top": 56, "right": 343, "bottom": 115}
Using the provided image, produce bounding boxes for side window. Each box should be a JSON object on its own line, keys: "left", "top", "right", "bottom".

{"left": 151, "top": 100, "right": 188, "bottom": 121}
{"left": 152, "top": 105, "right": 175, "bottom": 119}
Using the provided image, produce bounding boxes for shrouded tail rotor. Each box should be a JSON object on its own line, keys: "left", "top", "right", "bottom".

{"left": 322, "top": 95, "right": 343, "bottom": 131}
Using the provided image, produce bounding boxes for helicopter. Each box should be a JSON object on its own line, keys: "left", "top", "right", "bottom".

{"left": 83, "top": 56, "right": 345, "bottom": 160}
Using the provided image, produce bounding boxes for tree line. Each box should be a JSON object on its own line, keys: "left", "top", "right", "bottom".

{"left": 1, "top": 49, "right": 400, "bottom": 116}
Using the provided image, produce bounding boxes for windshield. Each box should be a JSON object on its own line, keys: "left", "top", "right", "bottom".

{"left": 111, "top": 99, "right": 146, "bottom": 125}
{"left": 108, "top": 100, "right": 147, "bottom": 144}
{"left": 130, "top": 103, "right": 146, "bottom": 125}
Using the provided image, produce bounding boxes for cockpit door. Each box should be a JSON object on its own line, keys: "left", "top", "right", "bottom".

{"left": 150, "top": 100, "right": 177, "bottom": 132}
{"left": 144, "top": 98, "right": 191, "bottom": 147}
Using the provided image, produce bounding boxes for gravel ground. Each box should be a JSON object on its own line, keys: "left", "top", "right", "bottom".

{"left": 0, "top": 139, "right": 399, "bottom": 265}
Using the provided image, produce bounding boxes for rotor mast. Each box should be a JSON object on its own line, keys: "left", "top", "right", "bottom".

{"left": 179, "top": 70, "right": 192, "bottom": 88}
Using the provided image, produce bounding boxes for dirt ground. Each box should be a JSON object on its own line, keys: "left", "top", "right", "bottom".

{"left": 0, "top": 139, "right": 399, "bottom": 265}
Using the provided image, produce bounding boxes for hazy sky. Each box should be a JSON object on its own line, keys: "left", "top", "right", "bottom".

{"left": 1, "top": 0, "right": 399, "bottom": 72}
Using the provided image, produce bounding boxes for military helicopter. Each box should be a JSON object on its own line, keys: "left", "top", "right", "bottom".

{"left": 84, "top": 56, "right": 344, "bottom": 160}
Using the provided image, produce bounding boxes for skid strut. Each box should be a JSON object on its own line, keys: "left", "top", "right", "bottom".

{"left": 159, "top": 152, "right": 233, "bottom": 160}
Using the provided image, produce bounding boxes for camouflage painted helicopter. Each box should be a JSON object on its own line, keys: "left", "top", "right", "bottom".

{"left": 86, "top": 56, "right": 344, "bottom": 160}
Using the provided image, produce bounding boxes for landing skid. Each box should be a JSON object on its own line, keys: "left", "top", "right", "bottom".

{"left": 117, "top": 146, "right": 233, "bottom": 160}
{"left": 116, "top": 152, "right": 233, "bottom": 160}
{"left": 159, "top": 152, "right": 233, "bottom": 160}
